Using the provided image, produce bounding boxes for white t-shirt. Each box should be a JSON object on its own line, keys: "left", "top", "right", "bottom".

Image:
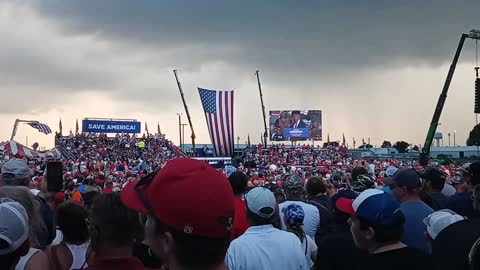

{"left": 441, "top": 184, "right": 456, "bottom": 197}
{"left": 226, "top": 225, "right": 308, "bottom": 270}
{"left": 302, "top": 235, "right": 318, "bottom": 268}
{"left": 368, "top": 164, "right": 375, "bottom": 174}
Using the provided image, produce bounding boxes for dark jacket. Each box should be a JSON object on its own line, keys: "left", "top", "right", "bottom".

{"left": 308, "top": 195, "right": 335, "bottom": 244}
{"left": 315, "top": 227, "right": 367, "bottom": 270}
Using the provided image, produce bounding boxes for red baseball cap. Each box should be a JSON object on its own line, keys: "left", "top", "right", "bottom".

{"left": 121, "top": 158, "right": 235, "bottom": 238}
{"left": 54, "top": 192, "right": 65, "bottom": 202}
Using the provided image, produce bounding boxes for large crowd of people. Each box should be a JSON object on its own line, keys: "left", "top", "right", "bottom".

{"left": 0, "top": 132, "right": 480, "bottom": 270}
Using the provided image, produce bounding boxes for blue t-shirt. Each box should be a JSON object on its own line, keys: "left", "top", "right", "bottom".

{"left": 77, "top": 184, "right": 86, "bottom": 194}
{"left": 400, "top": 201, "right": 433, "bottom": 253}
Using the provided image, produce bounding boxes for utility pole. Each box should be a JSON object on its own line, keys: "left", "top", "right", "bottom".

{"left": 454, "top": 130, "right": 456, "bottom": 146}
{"left": 237, "top": 136, "right": 240, "bottom": 152}
{"left": 177, "top": 113, "right": 182, "bottom": 150}
{"left": 181, "top": 124, "right": 187, "bottom": 152}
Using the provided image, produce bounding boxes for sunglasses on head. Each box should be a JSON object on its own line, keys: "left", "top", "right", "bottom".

{"left": 134, "top": 169, "right": 160, "bottom": 217}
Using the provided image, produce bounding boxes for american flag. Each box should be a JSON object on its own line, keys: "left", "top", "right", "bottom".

{"left": 27, "top": 121, "right": 52, "bottom": 135}
{"left": 198, "top": 88, "right": 234, "bottom": 157}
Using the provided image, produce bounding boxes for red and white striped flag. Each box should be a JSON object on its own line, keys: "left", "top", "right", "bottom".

{"left": 198, "top": 88, "right": 234, "bottom": 157}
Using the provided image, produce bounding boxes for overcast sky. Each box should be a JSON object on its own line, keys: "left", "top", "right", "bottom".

{"left": 1, "top": 0, "right": 479, "bottom": 148}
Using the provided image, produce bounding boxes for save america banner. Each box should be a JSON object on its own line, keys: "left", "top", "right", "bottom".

{"left": 82, "top": 119, "right": 141, "bottom": 133}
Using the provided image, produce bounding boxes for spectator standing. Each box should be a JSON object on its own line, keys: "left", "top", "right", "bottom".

{"left": 282, "top": 203, "right": 317, "bottom": 269}
{"left": 47, "top": 202, "right": 90, "bottom": 270}
{"left": 0, "top": 200, "right": 33, "bottom": 270}
{"left": 227, "top": 172, "right": 250, "bottom": 239}
{"left": 446, "top": 162, "right": 480, "bottom": 218}
{"left": 431, "top": 183, "right": 480, "bottom": 270}
{"left": 0, "top": 187, "right": 49, "bottom": 270}
{"left": 85, "top": 193, "right": 146, "bottom": 270}
{"left": 423, "top": 209, "right": 465, "bottom": 253}
{"left": 121, "top": 158, "right": 235, "bottom": 270}
{"left": 385, "top": 169, "right": 433, "bottom": 253}
{"left": 279, "top": 176, "right": 320, "bottom": 239}
{"left": 337, "top": 189, "right": 432, "bottom": 270}
{"left": 315, "top": 197, "right": 367, "bottom": 270}
{"left": 420, "top": 168, "right": 449, "bottom": 210}
{"left": 1, "top": 159, "right": 55, "bottom": 246}
{"left": 305, "top": 177, "right": 334, "bottom": 244}
{"left": 226, "top": 187, "right": 308, "bottom": 270}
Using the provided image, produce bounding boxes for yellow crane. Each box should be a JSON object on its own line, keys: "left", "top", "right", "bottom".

{"left": 173, "top": 70, "right": 196, "bottom": 154}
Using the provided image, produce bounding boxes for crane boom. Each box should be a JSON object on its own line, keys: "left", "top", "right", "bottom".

{"left": 421, "top": 30, "right": 480, "bottom": 165}
{"left": 173, "top": 70, "right": 196, "bottom": 153}
{"left": 255, "top": 70, "right": 268, "bottom": 146}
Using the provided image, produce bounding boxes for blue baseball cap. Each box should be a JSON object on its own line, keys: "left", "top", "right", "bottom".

{"left": 336, "top": 189, "right": 402, "bottom": 225}
{"left": 225, "top": 165, "right": 236, "bottom": 178}
{"left": 384, "top": 168, "right": 421, "bottom": 189}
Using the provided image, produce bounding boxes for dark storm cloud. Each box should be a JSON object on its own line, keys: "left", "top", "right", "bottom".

{"left": 32, "top": 0, "right": 479, "bottom": 72}
{"left": 0, "top": 0, "right": 478, "bottom": 116}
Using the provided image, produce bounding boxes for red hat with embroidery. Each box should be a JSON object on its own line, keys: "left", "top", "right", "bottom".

{"left": 121, "top": 158, "right": 234, "bottom": 238}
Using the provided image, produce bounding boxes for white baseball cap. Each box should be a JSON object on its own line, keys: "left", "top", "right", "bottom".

{"left": 423, "top": 209, "right": 465, "bottom": 240}
{"left": 0, "top": 199, "right": 29, "bottom": 255}
{"left": 245, "top": 187, "right": 276, "bottom": 218}
{"left": 385, "top": 166, "right": 399, "bottom": 178}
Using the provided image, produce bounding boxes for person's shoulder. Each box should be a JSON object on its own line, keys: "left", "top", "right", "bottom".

{"left": 298, "top": 201, "right": 320, "bottom": 213}
{"left": 25, "top": 249, "right": 49, "bottom": 270}
{"left": 274, "top": 229, "right": 303, "bottom": 243}
{"left": 401, "top": 247, "right": 433, "bottom": 266}
{"left": 279, "top": 201, "right": 291, "bottom": 209}
{"left": 401, "top": 200, "right": 433, "bottom": 211}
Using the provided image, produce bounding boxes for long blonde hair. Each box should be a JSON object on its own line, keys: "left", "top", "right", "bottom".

{"left": 0, "top": 186, "right": 49, "bottom": 249}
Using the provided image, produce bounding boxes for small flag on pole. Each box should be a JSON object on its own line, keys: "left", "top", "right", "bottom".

{"left": 327, "top": 133, "right": 330, "bottom": 143}
{"left": 157, "top": 123, "right": 161, "bottom": 135}
{"left": 59, "top": 118, "right": 63, "bottom": 134}
{"left": 198, "top": 88, "right": 234, "bottom": 157}
{"left": 247, "top": 133, "right": 251, "bottom": 146}
{"left": 75, "top": 119, "right": 79, "bottom": 135}
{"left": 342, "top": 133, "right": 346, "bottom": 145}
{"left": 145, "top": 122, "right": 149, "bottom": 136}
{"left": 27, "top": 121, "right": 52, "bottom": 135}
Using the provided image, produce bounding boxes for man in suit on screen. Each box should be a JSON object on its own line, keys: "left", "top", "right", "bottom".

{"left": 291, "top": 111, "right": 307, "bottom": 129}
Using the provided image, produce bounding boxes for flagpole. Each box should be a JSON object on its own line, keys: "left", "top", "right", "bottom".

{"left": 10, "top": 119, "right": 19, "bottom": 140}
{"left": 10, "top": 119, "right": 40, "bottom": 141}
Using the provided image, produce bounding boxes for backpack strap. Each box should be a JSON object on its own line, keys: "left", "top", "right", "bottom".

{"left": 308, "top": 200, "right": 330, "bottom": 213}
